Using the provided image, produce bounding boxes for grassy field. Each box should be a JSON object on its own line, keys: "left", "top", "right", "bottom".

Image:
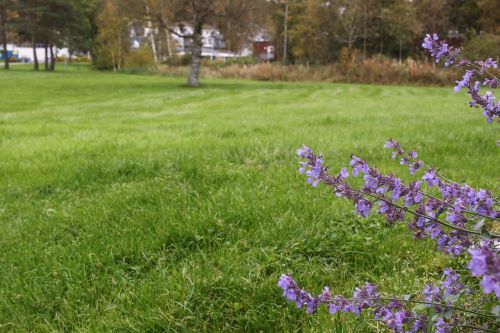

{"left": 0, "top": 66, "right": 498, "bottom": 332}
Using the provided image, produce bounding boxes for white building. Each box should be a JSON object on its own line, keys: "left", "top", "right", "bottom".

{"left": 5, "top": 44, "right": 70, "bottom": 63}
{"left": 129, "top": 24, "right": 273, "bottom": 61}
{"left": 169, "top": 25, "right": 253, "bottom": 59}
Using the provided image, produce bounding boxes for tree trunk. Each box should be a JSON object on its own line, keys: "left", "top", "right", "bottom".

{"left": 30, "top": 11, "right": 38, "bottom": 70}
{"left": 44, "top": 43, "right": 49, "bottom": 70}
{"left": 111, "top": 48, "right": 116, "bottom": 71}
{"left": 362, "top": 12, "right": 367, "bottom": 60}
{"left": 32, "top": 35, "right": 39, "bottom": 70}
{"left": 0, "top": 7, "right": 9, "bottom": 70}
{"left": 187, "top": 22, "right": 203, "bottom": 87}
{"left": 165, "top": 28, "right": 172, "bottom": 58}
{"left": 118, "top": 34, "right": 122, "bottom": 71}
{"left": 282, "top": 0, "right": 288, "bottom": 64}
{"left": 145, "top": 3, "right": 158, "bottom": 67}
{"left": 1, "top": 32, "right": 7, "bottom": 70}
{"left": 398, "top": 36, "right": 402, "bottom": 64}
{"left": 49, "top": 43, "right": 55, "bottom": 71}
{"left": 158, "top": 0, "right": 171, "bottom": 60}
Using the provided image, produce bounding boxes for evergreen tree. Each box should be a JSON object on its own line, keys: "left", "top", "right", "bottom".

{"left": 0, "top": 0, "right": 12, "bottom": 69}
{"left": 14, "top": 0, "right": 91, "bottom": 70}
{"left": 382, "top": 0, "right": 422, "bottom": 63}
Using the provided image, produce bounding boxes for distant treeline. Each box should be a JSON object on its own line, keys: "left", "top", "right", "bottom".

{"left": 0, "top": 1, "right": 498, "bottom": 84}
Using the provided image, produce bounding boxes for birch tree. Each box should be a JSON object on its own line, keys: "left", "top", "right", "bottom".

{"left": 162, "top": 0, "right": 261, "bottom": 87}
{"left": 95, "top": 0, "right": 129, "bottom": 71}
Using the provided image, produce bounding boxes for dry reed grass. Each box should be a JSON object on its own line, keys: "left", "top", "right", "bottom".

{"left": 158, "top": 59, "right": 470, "bottom": 86}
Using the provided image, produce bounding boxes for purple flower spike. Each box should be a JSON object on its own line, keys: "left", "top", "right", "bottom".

{"left": 279, "top": 269, "right": 474, "bottom": 332}
{"left": 468, "top": 243, "right": 500, "bottom": 298}
{"left": 454, "top": 70, "right": 475, "bottom": 92}
{"left": 278, "top": 274, "right": 331, "bottom": 314}
{"left": 422, "top": 33, "right": 459, "bottom": 66}
{"left": 422, "top": 33, "right": 500, "bottom": 143}
{"left": 298, "top": 142, "right": 499, "bottom": 258}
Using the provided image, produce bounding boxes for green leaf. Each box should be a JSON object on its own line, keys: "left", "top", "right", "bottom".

{"left": 413, "top": 303, "right": 428, "bottom": 312}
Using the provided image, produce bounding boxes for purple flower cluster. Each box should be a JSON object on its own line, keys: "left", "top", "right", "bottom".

{"left": 453, "top": 60, "right": 500, "bottom": 124}
{"left": 422, "top": 268, "right": 468, "bottom": 307}
{"left": 277, "top": 274, "right": 331, "bottom": 314}
{"left": 469, "top": 243, "right": 500, "bottom": 298}
{"left": 278, "top": 269, "right": 481, "bottom": 333}
{"left": 296, "top": 141, "right": 500, "bottom": 298}
{"left": 421, "top": 34, "right": 460, "bottom": 67}
{"left": 297, "top": 145, "right": 323, "bottom": 187}
{"left": 422, "top": 34, "right": 500, "bottom": 143}
{"left": 384, "top": 139, "right": 423, "bottom": 175}
{"left": 386, "top": 139, "right": 499, "bottom": 224}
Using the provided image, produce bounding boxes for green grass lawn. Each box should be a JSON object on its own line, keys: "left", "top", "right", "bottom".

{"left": 0, "top": 65, "right": 498, "bottom": 332}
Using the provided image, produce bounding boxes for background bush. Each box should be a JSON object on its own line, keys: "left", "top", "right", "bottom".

{"left": 461, "top": 33, "right": 500, "bottom": 61}
{"left": 124, "top": 47, "right": 156, "bottom": 71}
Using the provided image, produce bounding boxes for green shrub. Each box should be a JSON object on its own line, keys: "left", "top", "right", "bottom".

{"left": 165, "top": 54, "right": 191, "bottom": 66}
{"left": 462, "top": 33, "right": 500, "bottom": 60}
{"left": 93, "top": 45, "right": 114, "bottom": 70}
{"left": 71, "top": 55, "right": 91, "bottom": 63}
{"left": 124, "top": 47, "right": 155, "bottom": 70}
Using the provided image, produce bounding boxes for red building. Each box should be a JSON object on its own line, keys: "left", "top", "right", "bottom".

{"left": 253, "top": 41, "right": 275, "bottom": 61}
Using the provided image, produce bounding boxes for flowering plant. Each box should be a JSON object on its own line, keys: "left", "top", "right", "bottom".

{"left": 279, "top": 34, "right": 499, "bottom": 332}
{"left": 422, "top": 34, "right": 499, "bottom": 143}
